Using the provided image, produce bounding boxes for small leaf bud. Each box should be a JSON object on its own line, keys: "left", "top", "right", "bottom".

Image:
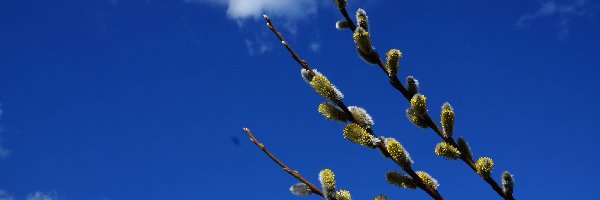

{"left": 406, "top": 76, "right": 419, "bottom": 96}
{"left": 332, "top": 0, "right": 347, "bottom": 10}
{"left": 336, "top": 20, "right": 350, "bottom": 30}
{"left": 457, "top": 136, "right": 473, "bottom": 161}
{"left": 502, "top": 171, "right": 514, "bottom": 195}
{"left": 374, "top": 195, "right": 388, "bottom": 200}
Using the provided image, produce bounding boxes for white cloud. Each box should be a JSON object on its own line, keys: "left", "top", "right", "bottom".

{"left": 26, "top": 192, "right": 56, "bottom": 200}
{"left": 186, "top": 0, "right": 343, "bottom": 55}
{"left": 516, "top": 0, "right": 593, "bottom": 40}
{"left": 185, "top": 0, "right": 318, "bottom": 21}
{"left": 0, "top": 190, "right": 15, "bottom": 200}
{"left": 186, "top": 0, "right": 321, "bottom": 55}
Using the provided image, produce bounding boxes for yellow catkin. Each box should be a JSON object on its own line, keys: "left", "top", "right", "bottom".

{"left": 410, "top": 94, "right": 428, "bottom": 116}
{"left": 318, "top": 102, "right": 347, "bottom": 122}
{"left": 416, "top": 171, "right": 439, "bottom": 190}
{"left": 434, "top": 142, "right": 461, "bottom": 160}
{"left": 343, "top": 123, "right": 375, "bottom": 148}
{"left": 475, "top": 157, "right": 494, "bottom": 178}
{"left": 319, "top": 169, "right": 336, "bottom": 199}
{"left": 374, "top": 195, "right": 388, "bottom": 200}
{"left": 440, "top": 102, "right": 455, "bottom": 137}
{"left": 310, "top": 75, "right": 342, "bottom": 101}
{"left": 353, "top": 27, "right": 373, "bottom": 54}
{"left": 336, "top": 190, "right": 352, "bottom": 200}
{"left": 386, "top": 49, "right": 402, "bottom": 76}
{"left": 406, "top": 108, "right": 428, "bottom": 128}
{"left": 385, "top": 138, "right": 413, "bottom": 168}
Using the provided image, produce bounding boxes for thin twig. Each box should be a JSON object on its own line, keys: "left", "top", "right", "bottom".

{"left": 264, "top": 15, "right": 444, "bottom": 200}
{"left": 336, "top": 6, "right": 515, "bottom": 200}
{"left": 243, "top": 128, "right": 324, "bottom": 197}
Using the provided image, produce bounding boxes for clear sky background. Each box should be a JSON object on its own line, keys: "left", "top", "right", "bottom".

{"left": 1, "top": 0, "right": 599, "bottom": 199}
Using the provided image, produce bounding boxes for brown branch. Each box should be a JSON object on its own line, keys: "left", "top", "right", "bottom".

{"left": 335, "top": 6, "right": 515, "bottom": 200}
{"left": 263, "top": 15, "right": 444, "bottom": 200}
{"left": 243, "top": 128, "right": 324, "bottom": 197}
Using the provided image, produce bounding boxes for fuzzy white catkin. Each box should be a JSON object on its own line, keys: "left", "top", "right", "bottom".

{"left": 348, "top": 106, "right": 374, "bottom": 128}
{"left": 289, "top": 183, "right": 312, "bottom": 196}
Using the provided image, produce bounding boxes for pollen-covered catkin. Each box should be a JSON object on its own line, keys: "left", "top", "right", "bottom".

{"left": 406, "top": 108, "right": 428, "bottom": 128}
{"left": 310, "top": 74, "right": 344, "bottom": 102}
{"left": 336, "top": 190, "right": 352, "bottom": 200}
{"left": 343, "top": 123, "right": 376, "bottom": 148}
{"left": 319, "top": 169, "right": 336, "bottom": 200}
{"left": 385, "top": 138, "right": 413, "bottom": 168}
{"left": 440, "top": 102, "right": 455, "bottom": 138}
{"left": 386, "top": 49, "right": 402, "bottom": 76}
{"left": 410, "top": 94, "right": 428, "bottom": 116}
{"left": 434, "top": 142, "right": 461, "bottom": 160}
{"left": 353, "top": 27, "right": 373, "bottom": 54}
{"left": 475, "top": 157, "right": 494, "bottom": 178}
{"left": 318, "top": 102, "right": 347, "bottom": 122}
{"left": 416, "top": 171, "right": 439, "bottom": 190}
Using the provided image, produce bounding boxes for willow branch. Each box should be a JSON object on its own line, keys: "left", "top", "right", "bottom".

{"left": 243, "top": 128, "right": 324, "bottom": 197}
{"left": 335, "top": 7, "right": 514, "bottom": 200}
{"left": 264, "top": 15, "right": 444, "bottom": 200}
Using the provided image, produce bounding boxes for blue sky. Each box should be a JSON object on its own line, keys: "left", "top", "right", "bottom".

{"left": 1, "top": 0, "right": 599, "bottom": 199}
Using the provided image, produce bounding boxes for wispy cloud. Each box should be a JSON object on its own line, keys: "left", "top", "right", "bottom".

{"left": 0, "top": 190, "right": 15, "bottom": 200}
{"left": 309, "top": 42, "right": 320, "bottom": 53}
{"left": 0, "top": 191, "right": 57, "bottom": 200}
{"left": 0, "top": 104, "right": 10, "bottom": 160}
{"left": 25, "top": 192, "right": 56, "bottom": 200}
{"left": 516, "top": 0, "right": 594, "bottom": 40}
{"left": 244, "top": 39, "right": 271, "bottom": 56}
{"left": 0, "top": 140, "right": 8, "bottom": 160}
